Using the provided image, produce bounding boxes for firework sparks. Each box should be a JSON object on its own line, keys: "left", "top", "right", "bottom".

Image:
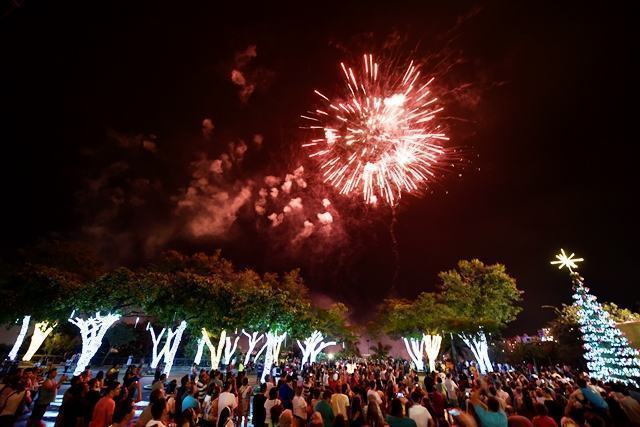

{"left": 302, "top": 54, "right": 449, "bottom": 205}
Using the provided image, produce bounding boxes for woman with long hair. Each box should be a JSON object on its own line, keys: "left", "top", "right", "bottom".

{"left": 218, "top": 406, "right": 234, "bottom": 427}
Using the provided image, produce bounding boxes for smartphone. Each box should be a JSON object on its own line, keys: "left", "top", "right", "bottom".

{"left": 397, "top": 392, "right": 404, "bottom": 398}
{"left": 448, "top": 408, "right": 461, "bottom": 417}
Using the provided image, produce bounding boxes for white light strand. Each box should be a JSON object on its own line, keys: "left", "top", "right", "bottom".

{"left": 148, "top": 325, "right": 167, "bottom": 369}
{"left": 193, "top": 337, "right": 205, "bottom": 366}
{"left": 297, "top": 330, "right": 336, "bottom": 365}
{"left": 460, "top": 332, "right": 493, "bottom": 374}
{"left": 8, "top": 315, "right": 31, "bottom": 361}
{"left": 162, "top": 321, "right": 187, "bottom": 376}
{"left": 402, "top": 336, "right": 425, "bottom": 372}
{"left": 223, "top": 334, "right": 240, "bottom": 365}
{"left": 242, "top": 330, "right": 265, "bottom": 366}
{"left": 69, "top": 312, "right": 120, "bottom": 376}
{"left": 573, "top": 277, "right": 640, "bottom": 386}
{"left": 202, "top": 328, "right": 226, "bottom": 370}
{"left": 22, "top": 321, "right": 55, "bottom": 362}
{"left": 261, "top": 331, "right": 286, "bottom": 383}
{"left": 423, "top": 334, "right": 442, "bottom": 373}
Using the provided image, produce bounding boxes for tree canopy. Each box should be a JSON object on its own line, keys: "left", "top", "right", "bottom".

{"left": 439, "top": 259, "right": 522, "bottom": 335}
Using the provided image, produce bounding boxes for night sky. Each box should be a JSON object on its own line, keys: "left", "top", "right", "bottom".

{"left": 2, "top": 1, "right": 637, "bottom": 334}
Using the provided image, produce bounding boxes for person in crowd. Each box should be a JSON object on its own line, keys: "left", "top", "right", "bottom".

{"left": 532, "top": 403, "right": 558, "bottom": 427}
{"left": 279, "top": 409, "right": 294, "bottom": 427}
{"left": 315, "top": 390, "right": 335, "bottom": 427}
{"left": 56, "top": 376, "right": 87, "bottom": 427}
{"left": 152, "top": 374, "right": 167, "bottom": 393}
{"left": 146, "top": 397, "right": 167, "bottom": 427}
{"left": 0, "top": 374, "right": 30, "bottom": 427}
{"left": 444, "top": 374, "right": 459, "bottom": 407}
{"left": 310, "top": 411, "right": 325, "bottom": 427}
{"left": 217, "top": 381, "right": 237, "bottom": 419}
{"left": 111, "top": 398, "right": 135, "bottom": 427}
{"left": 265, "top": 387, "right": 283, "bottom": 427}
{"left": 30, "top": 368, "right": 67, "bottom": 426}
{"left": 253, "top": 383, "right": 268, "bottom": 427}
{"left": 137, "top": 388, "right": 165, "bottom": 427}
{"left": 385, "top": 398, "right": 417, "bottom": 427}
{"left": 238, "top": 376, "right": 253, "bottom": 427}
{"left": 90, "top": 381, "right": 121, "bottom": 427}
{"left": 197, "top": 370, "right": 210, "bottom": 404}
{"left": 292, "top": 385, "right": 308, "bottom": 424}
{"left": 505, "top": 405, "right": 533, "bottom": 427}
{"left": 181, "top": 386, "right": 199, "bottom": 413}
{"left": 331, "top": 383, "right": 350, "bottom": 418}
{"left": 469, "top": 381, "right": 508, "bottom": 427}
{"left": 408, "top": 392, "right": 434, "bottom": 427}
{"left": 218, "top": 405, "right": 234, "bottom": 427}
{"left": 281, "top": 376, "right": 296, "bottom": 410}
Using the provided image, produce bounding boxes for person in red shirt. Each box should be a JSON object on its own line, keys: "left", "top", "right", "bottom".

{"left": 532, "top": 403, "right": 558, "bottom": 427}
{"left": 90, "top": 382, "right": 121, "bottom": 427}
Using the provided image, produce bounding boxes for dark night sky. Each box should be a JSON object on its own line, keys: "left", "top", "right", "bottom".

{"left": 1, "top": 1, "right": 638, "bottom": 334}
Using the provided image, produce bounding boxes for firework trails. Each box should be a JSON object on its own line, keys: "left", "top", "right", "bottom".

{"left": 302, "top": 54, "right": 448, "bottom": 206}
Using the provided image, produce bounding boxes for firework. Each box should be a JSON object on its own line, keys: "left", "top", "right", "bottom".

{"left": 302, "top": 54, "right": 448, "bottom": 206}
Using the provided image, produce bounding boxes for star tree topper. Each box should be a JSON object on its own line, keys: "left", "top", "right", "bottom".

{"left": 550, "top": 248, "right": 584, "bottom": 273}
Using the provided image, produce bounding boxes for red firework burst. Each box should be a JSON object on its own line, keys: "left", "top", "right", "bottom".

{"left": 302, "top": 54, "right": 449, "bottom": 206}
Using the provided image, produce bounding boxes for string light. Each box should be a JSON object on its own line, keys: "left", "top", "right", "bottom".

{"left": 8, "top": 315, "right": 31, "bottom": 361}
{"left": 162, "top": 321, "right": 187, "bottom": 376}
{"left": 552, "top": 249, "right": 640, "bottom": 385}
{"left": 297, "top": 330, "right": 336, "bottom": 365}
{"left": 69, "top": 312, "right": 120, "bottom": 376}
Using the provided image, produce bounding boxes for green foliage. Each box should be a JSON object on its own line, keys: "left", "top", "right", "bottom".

{"left": 0, "top": 240, "right": 101, "bottom": 324}
{"left": 439, "top": 259, "right": 522, "bottom": 334}
{"left": 603, "top": 302, "right": 640, "bottom": 323}
{"left": 307, "top": 303, "right": 358, "bottom": 345}
{"left": 374, "top": 292, "right": 445, "bottom": 340}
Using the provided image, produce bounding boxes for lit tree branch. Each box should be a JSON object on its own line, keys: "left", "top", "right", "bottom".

{"left": 69, "top": 312, "right": 120, "bottom": 376}
{"left": 8, "top": 315, "right": 31, "bottom": 361}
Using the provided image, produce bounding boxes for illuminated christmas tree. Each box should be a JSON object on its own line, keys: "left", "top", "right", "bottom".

{"left": 552, "top": 249, "right": 640, "bottom": 385}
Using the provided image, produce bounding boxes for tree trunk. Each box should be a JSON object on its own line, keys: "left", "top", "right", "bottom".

{"left": 8, "top": 315, "right": 31, "bottom": 361}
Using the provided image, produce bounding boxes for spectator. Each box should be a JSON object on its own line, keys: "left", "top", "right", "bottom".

{"left": 408, "top": 393, "right": 434, "bottom": 427}
{"left": 314, "top": 390, "right": 335, "bottom": 427}
{"left": 90, "top": 381, "right": 121, "bottom": 427}
{"left": 331, "top": 384, "right": 350, "bottom": 418}
{"left": 532, "top": 403, "right": 557, "bottom": 427}
{"left": 386, "top": 398, "right": 417, "bottom": 427}
{"left": 253, "top": 383, "right": 268, "bottom": 427}
{"left": 30, "top": 368, "right": 67, "bottom": 424}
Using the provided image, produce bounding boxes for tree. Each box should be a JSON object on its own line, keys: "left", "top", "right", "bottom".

{"left": 547, "top": 301, "right": 640, "bottom": 367}
{"left": 439, "top": 259, "right": 522, "bottom": 374}
{"left": 297, "top": 303, "right": 356, "bottom": 365}
{"left": 374, "top": 293, "right": 446, "bottom": 372}
{"left": 0, "top": 240, "right": 106, "bottom": 362}
{"left": 561, "top": 270, "right": 640, "bottom": 385}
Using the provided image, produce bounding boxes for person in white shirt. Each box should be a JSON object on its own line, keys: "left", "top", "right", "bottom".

{"left": 331, "top": 384, "right": 350, "bottom": 417}
{"left": 217, "top": 381, "right": 238, "bottom": 419}
{"left": 292, "top": 387, "right": 308, "bottom": 421}
{"left": 408, "top": 393, "right": 434, "bottom": 427}
{"left": 264, "top": 388, "right": 282, "bottom": 427}
{"left": 444, "top": 374, "right": 458, "bottom": 405}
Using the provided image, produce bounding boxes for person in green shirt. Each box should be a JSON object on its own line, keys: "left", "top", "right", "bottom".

{"left": 385, "top": 398, "right": 417, "bottom": 427}
{"left": 314, "top": 390, "right": 335, "bottom": 427}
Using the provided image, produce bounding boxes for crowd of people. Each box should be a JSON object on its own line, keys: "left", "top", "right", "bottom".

{"left": 2, "top": 357, "right": 640, "bottom": 427}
